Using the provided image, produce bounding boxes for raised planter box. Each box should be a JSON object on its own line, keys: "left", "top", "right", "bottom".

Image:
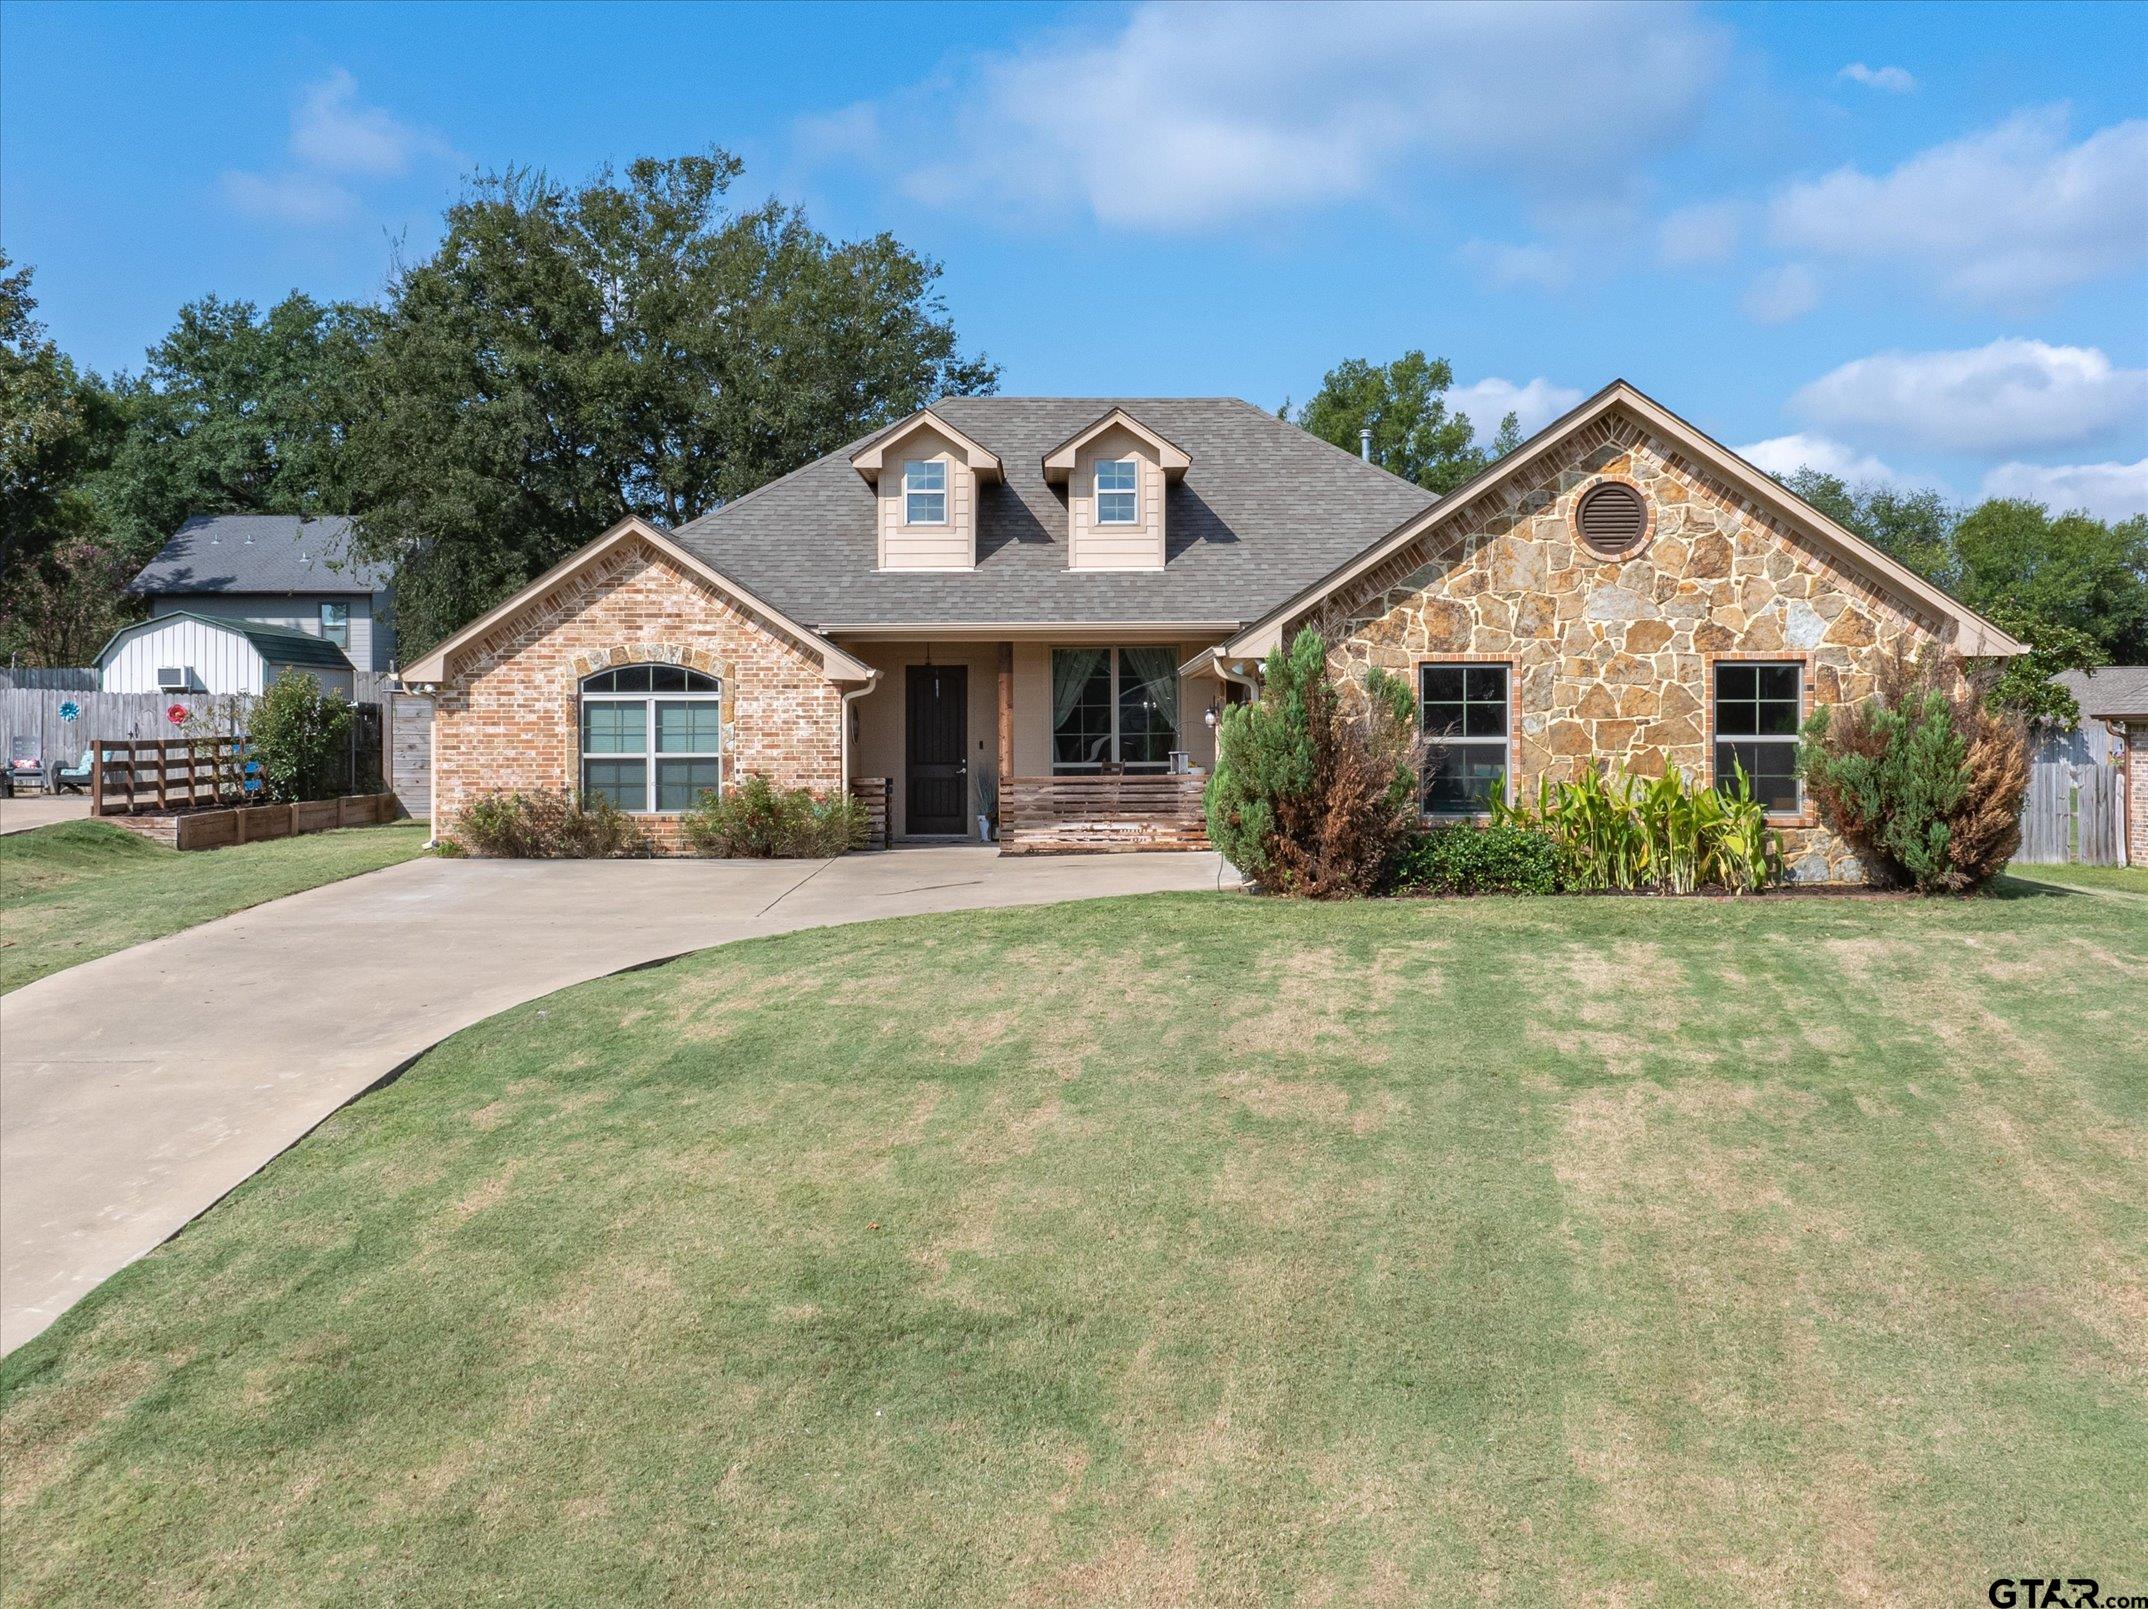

{"left": 143, "top": 792, "right": 403, "bottom": 852}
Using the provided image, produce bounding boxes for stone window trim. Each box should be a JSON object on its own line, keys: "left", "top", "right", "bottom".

{"left": 1414, "top": 653, "right": 1519, "bottom": 818}
{"left": 564, "top": 643, "right": 737, "bottom": 811}
{"left": 1571, "top": 474, "right": 1657, "bottom": 563}
{"left": 1704, "top": 650, "right": 1817, "bottom": 826}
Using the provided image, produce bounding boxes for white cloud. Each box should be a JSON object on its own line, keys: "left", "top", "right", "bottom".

{"left": 1981, "top": 459, "right": 2148, "bottom": 522}
{"left": 1770, "top": 108, "right": 2148, "bottom": 301}
{"left": 218, "top": 168, "right": 359, "bottom": 226}
{"left": 1737, "top": 433, "right": 1909, "bottom": 488}
{"left": 1740, "top": 262, "right": 1817, "bottom": 324}
{"left": 1837, "top": 63, "right": 1916, "bottom": 93}
{"left": 1657, "top": 200, "right": 1743, "bottom": 267}
{"left": 1458, "top": 239, "right": 1572, "bottom": 291}
{"left": 1449, "top": 377, "right": 1584, "bottom": 441}
{"left": 289, "top": 68, "right": 451, "bottom": 176}
{"left": 1792, "top": 339, "right": 2148, "bottom": 455}
{"left": 224, "top": 70, "right": 456, "bottom": 229}
{"left": 819, "top": 0, "right": 1729, "bottom": 229}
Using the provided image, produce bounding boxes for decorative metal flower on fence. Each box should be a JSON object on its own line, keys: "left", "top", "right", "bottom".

{"left": 167, "top": 703, "right": 188, "bottom": 726}
{"left": 58, "top": 700, "right": 80, "bottom": 723}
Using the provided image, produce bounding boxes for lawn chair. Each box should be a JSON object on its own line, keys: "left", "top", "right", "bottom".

{"left": 6, "top": 735, "right": 45, "bottom": 796}
{"left": 53, "top": 747, "right": 93, "bottom": 794}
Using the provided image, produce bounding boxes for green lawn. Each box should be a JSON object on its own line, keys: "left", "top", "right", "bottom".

{"left": 2002, "top": 859, "right": 2148, "bottom": 897}
{"left": 0, "top": 819, "right": 428, "bottom": 993}
{"left": 4, "top": 887, "right": 2144, "bottom": 1604}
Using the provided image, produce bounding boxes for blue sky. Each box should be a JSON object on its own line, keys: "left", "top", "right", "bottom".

{"left": 4, "top": 0, "right": 2144, "bottom": 516}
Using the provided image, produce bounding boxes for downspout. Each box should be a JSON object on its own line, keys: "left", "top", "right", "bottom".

{"left": 839, "top": 669, "right": 881, "bottom": 798}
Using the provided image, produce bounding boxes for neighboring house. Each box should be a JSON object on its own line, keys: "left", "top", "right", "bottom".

{"left": 96, "top": 611, "right": 356, "bottom": 698}
{"left": 402, "top": 381, "right": 2023, "bottom": 879}
{"left": 2053, "top": 667, "right": 2146, "bottom": 864}
{"left": 127, "top": 514, "right": 396, "bottom": 676}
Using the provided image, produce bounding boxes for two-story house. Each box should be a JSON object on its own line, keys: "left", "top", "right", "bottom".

{"left": 101, "top": 515, "right": 395, "bottom": 695}
{"left": 402, "top": 383, "right": 2022, "bottom": 880}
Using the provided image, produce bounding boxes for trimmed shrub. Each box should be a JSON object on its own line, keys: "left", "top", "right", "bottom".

{"left": 247, "top": 673, "right": 353, "bottom": 803}
{"left": 682, "top": 774, "right": 863, "bottom": 858}
{"left": 1204, "top": 627, "right": 1421, "bottom": 898}
{"left": 456, "top": 789, "right": 646, "bottom": 858}
{"left": 1389, "top": 822, "right": 1565, "bottom": 895}
{"left": 1799, "top": 650, "right": 2027, "bottom": 892}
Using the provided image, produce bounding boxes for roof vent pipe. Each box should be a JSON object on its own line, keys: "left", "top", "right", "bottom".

{"left": 1359, "top": 427, "right": 1373, "bottom": 463}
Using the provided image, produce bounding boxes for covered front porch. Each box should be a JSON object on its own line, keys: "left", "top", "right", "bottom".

{"left": 836, "top": 632, "right": 1233, "bottom": 852}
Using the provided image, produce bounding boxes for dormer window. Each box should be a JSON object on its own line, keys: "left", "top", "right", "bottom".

{"left": 1095, "top": 459, "right": 1139, "bottom": 524}
{"left": 904, "top": 460, "right": 948, "bottom": 526}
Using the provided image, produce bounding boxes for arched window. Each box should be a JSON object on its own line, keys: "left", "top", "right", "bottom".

{"left": 579, "top": 664, "right": 722, "bottom": 813}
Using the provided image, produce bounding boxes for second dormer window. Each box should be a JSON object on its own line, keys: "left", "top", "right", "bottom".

{"left": 904, "top": 460, "right": 947, "bottom": 525}
{"left": 1095, "top": 458, "right": 1138, "bottom": 524}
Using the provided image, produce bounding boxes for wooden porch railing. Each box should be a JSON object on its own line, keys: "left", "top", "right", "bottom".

{"left": 90, "top": 738, "right": 247, "bottom": 816}
{"left": 998, "top": 771, "right": 1210, "bottom": 854}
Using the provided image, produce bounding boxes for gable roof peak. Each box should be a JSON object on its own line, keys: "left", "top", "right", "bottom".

{"left": 1041, "top": 406, "right": 1193, "bottom": 484}
{"left": 847, "top": 407, "right": 1004, "bottom": 487}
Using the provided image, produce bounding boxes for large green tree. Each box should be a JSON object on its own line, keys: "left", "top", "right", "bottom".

{"left": 1776, "top": 466, "right": 2148, "bottom": 722}
{"left": 1290, "top": 351, "right": 1520, "bottom": 496}
{"left": 0, "top": 253, "right": 130, "bottom": 664}
{"left": 350, "top": 150, "right": 999, "bottom": 653}
{"left": 97, "top": 291, "right": 377, "bottom": 562}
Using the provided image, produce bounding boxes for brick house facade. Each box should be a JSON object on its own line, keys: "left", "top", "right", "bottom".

{"left": 426, "top": 529, "right": 850, "bottom": 852}
{"left": 403, "top": 383, "right": 2025, "bottom": 874}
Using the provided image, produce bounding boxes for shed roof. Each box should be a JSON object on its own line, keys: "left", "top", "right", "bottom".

{"left": 128, "top": 515, "right": 390, "bottom": 597}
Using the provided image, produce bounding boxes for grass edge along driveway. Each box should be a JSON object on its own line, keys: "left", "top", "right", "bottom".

{"left": 0, "top": 819, "right": 428, "bottom": 994}
{"left": 3, "top": 884, "right": 2142, "bottom": 1604}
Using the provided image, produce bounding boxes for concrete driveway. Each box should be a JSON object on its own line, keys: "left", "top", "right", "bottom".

{"left": 0, "top": 793, "right": 91, "bottom": 835}
{"left": 0, "top": 847, "right": 1236, "bottom": 1353}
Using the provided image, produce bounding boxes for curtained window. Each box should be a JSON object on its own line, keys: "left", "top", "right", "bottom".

{"left": 1051, "top": 647, "right": 1179, "bottom": 771}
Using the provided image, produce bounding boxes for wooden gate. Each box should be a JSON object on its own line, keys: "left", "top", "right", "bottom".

{"left": 2017, "top": 761, "right": 2120, "bottom": 865}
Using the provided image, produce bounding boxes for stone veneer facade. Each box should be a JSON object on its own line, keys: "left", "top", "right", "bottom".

{"left": 432, "top": 534, "right": 844, "bottom": 852}
{"left": 1330, "top": 413, "right": 1960, "bottom": 881}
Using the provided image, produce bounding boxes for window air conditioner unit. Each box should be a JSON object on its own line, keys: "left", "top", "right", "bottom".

{"left": 157, "top": 667, "right": 190, "bottom": 692}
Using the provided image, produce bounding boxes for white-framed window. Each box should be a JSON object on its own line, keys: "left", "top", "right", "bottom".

{"left": 579, "top": 664, "right": 723, "bottom": 813}
{"left": 1094, "top": 457, "right": 1138, "bottom": 524}
{"left": 1050, "top": 647, "right": 1180, "bottom": 771}
{"left": 318, "top": 601, "right": 349, "bottom": 648}
{"left": 1713, "top": 661, "right": 1802, "bottom": 815}
{"left": 1420, "top": 663, "right": 1510, "bottom": 815}
{"left": 903, "top": 459, "right": 948, "bottom": 525}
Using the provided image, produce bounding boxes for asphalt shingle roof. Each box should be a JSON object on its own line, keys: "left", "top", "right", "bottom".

{"left": 670, "top": 398, "right": 1439, "bottom": 628}
{"left": 128, "top": 515, "right": 391, "bottom": 598}
{"left": 2055, "top": 666, "right": 2148, "bottom": 719}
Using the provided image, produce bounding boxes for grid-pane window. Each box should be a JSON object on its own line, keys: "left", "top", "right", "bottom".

{"left": 1420, "top": 663, "right": 1510, "bottom": 815}
{"left": 904, "top": 460, "right": 947, "bottom": 524}
{"left": 1713, "top": 662, "right": 1801, "bottom": 813}
{"left": 1052, "top": 647, "right": 1180, "bottom": 771}
{"left": 579, "top": 666, "right": 722, "bottom": 812}
{"left": 318, "top": 601, "right": 348, "bottom": 648}
{"left": 1095, "top": 458, "right": 1138, "bottom": 524}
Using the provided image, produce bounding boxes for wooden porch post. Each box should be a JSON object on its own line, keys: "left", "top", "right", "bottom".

{"left": 997, "top": 642, "right": 1014, "bottom": 818}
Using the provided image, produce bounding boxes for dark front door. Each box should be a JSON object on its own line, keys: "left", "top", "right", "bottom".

{"left": 906, "top": 664, "right": 968, "bottom": 835}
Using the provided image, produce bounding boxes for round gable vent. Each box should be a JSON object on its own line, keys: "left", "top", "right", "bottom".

{"left": 1575, "top": 481, "right": 1649, "bottom": 558}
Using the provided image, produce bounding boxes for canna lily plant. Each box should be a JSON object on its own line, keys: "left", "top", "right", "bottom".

{"left": 1492, "top": 762, "right": 1784, "bottom": 893}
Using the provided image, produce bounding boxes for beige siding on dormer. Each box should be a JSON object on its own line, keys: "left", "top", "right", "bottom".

{"left": 878, "top": 426, "right": 976, "bottom": 570}
{"left": 1068, "top": 425, "right": 1164, "bottom": 570}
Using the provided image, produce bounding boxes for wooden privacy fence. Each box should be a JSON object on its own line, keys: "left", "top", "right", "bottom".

{"left": 999, "top": 772, "right": 1210, "bottom": 854}
{"left": 2017, "top": 760, "right": 2120, "bottom": 865}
